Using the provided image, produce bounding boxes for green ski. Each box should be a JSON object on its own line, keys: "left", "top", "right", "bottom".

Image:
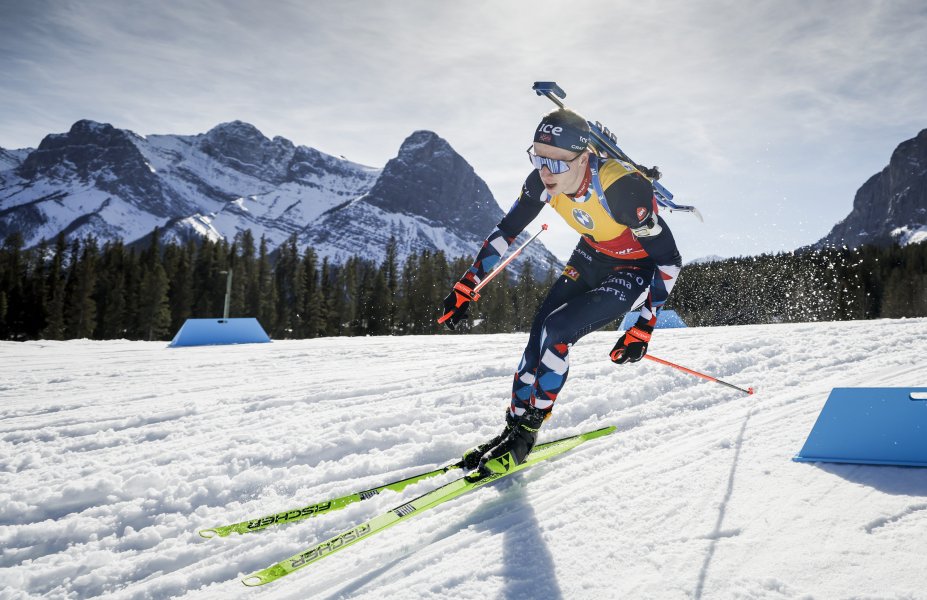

{"left": 198, "top": 464, "right": 461, "bottom": 538}
{"left": 241, "top": 425, "right": 616, "bottom": 586}
{"left": 200, "top": 428, "right": 606, "bottom": 539}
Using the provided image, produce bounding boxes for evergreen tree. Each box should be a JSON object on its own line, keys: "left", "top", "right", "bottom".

{"left": 256, "top": 236, "right": 277, "bottom": 334}
{"left": 342, "top": 257, "right": 361, "bottom": 335}
{"left": 64, "top": 237, "right": 98, "bottom": 339}
{"left": 164, "top": 241, "right": 194, "bottom": 334}
{"left": 137, "top": 262, "right": 171, "bottom": 340}
{"left": 25, "top": 239, "right": 49, "bottom": 337}
{"left": 234, "top": 230, "right": 256, "bottom": 318}
{"left": 399, "top": 251, "right": 432, "bottom": 334}
{"left": 383, "top": 237, "right": 399, "bottom": 332}
{"left": 513, "top": 262, "right": 538, "bottom": 331}
{"left": 321, "top": 257, "right": 342, "bottom": 336}
{"left": 299, "top": 247, "right": 325, "bottom": 337}
{"left": 366, "top": 268, "right": 390, "bottom": 335}
{"left": 0, "top": 233, "right": 26, "bottom": 338}
{"left": 273, "top": 235, "right": 301, "bottom": 337}
{"left": 136, "top": 229, "right": 171, "bottom": 340}
{"left": 42, "top": 235, "right": 68, "bottom": 340}
{"left": 122, "top": 248, "right": 142, "bottom": 338}
{"left": 191, "top": 239, "right": 222, "bottom": 317}
{"left": 481, "top": 270, "right": 515, "bottom": 332}
{"left": 94, "top": 240, "right": 128, "bottom": 339}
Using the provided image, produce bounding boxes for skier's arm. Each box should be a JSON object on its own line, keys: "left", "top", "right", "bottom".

{"left": 440, "top": 171, "right": 545, "bottom": 329}
{"left": 607, "top": 214, "right": 682, "bottom": 363}
{"left": 463, "top": 170, "right": 546, "bottom": 284}
{"left": 634, "top": 217, "right": 683, "bottom": 326}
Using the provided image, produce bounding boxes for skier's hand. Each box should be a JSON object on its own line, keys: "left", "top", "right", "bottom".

{"left": 610, "top": 318, "right": 653, "bottom": 364}
{"left": 440, "top": 278, "right": 479, "bottom": 330}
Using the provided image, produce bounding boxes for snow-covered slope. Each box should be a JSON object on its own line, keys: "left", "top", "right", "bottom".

{"left": 0, "top": 120, "right": 381, "bottom": 251}
{"left": 0, "top": 148, "right": 31, "bottom": 174}
{"left": 2, "top": 319, "right": 926, "bottom": 598}
{"left": 138, "top": 125, "right": 383, "bottom": 250}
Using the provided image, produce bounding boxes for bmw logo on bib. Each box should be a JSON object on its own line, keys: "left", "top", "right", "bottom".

{"left": 572, "top": 208, "right": 594, "bottom": 230}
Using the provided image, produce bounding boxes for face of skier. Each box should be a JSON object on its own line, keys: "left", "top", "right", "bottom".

{"left": 531, "top": 142, "right": 589, "bottom": 197}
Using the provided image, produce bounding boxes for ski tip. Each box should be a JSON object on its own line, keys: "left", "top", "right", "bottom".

{"left": 242, "top": 575, "right": 267, "bottom": 587}
{"left": 198, "top": 529, "right": 218, "bottom": 539}
{"left": 589, "top": 425, "right": 618, "bottom": 437}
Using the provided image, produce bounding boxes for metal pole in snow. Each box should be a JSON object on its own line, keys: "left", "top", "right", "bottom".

{"left": 644, "top": 354, "right": 755, "bottom": 395}
{"left": 220, "top": 270, "right": 233, "bottom": 322}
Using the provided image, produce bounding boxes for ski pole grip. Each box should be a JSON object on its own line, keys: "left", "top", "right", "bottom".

{"left": 437, "top": 282, "right": 481, "bottom": 325}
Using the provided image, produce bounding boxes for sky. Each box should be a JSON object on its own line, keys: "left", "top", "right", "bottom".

{"left": 1, "top": 0, "right": 926, "bottom": 261}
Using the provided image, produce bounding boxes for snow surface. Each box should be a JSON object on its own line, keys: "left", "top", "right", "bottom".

{"left": 2, "top": 319, "right": 927, "bottom": 599}
{"left": 892, "top": 225, "right": 927, "bottom": 247}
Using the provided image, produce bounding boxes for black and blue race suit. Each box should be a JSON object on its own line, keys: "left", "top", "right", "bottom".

{"left": 460, "top": 156, "right": 683, "bottom": 418}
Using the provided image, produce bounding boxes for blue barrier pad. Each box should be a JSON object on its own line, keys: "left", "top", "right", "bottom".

{"left": 620, "top": 309, "right": 687, "bottom": 330}
{"left": 168, "top": 318, "right": 271, "bottom": 348}
{"left": 794, "top": 388, "right": 927, "bottom": 467}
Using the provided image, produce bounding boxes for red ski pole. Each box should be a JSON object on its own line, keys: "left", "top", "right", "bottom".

{"left": 438, "top": 225, "right": 548, "bottom": 325}
{"left": 644, "top": 354, "right": 755, "bottom": 395}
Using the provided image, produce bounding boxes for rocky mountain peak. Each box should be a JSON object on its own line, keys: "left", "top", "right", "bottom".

{"left": 198, "top": 121, "right": 298, "bottom": 183}
{"left": 17, "top": 119, "right": 151, "bottom": 185}
{"left": 816, "top": 128, "right": 927, "bottom": 248}
{"left": 362, "top": 130, "right": 500, "bottom": 238}
{"left": 395, "top": 130, "right": 454, "bottom": 160}
{"left": 202, "top": 120, "right": 278, "bottom": 148}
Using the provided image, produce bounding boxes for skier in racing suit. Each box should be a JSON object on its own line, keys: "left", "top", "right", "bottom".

{"left": 440, "top": 107, "right": 683, "bottom": 475}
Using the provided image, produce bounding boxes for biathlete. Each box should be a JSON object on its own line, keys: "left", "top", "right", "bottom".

{"left": 440, "top": 107, "right": 683, "bottom": 475}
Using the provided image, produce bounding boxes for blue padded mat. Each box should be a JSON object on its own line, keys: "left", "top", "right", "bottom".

{"left": 794, "top": 388, "right": 927, "bottom": 467}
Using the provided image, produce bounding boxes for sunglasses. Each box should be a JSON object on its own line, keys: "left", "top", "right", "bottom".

{"left": 526, "top": 146, "right": 585, "bottom": 175}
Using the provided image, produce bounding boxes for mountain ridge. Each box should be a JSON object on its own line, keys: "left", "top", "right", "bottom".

{"left": 816, "top": 128, "right": 927, "bottom": 249}
{"left": 0, "top": 120, "right": 560, "bottom": 272}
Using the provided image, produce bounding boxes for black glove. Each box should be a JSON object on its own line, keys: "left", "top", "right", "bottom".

{"left": 610, "top": 317, "right": 654, "bottom": 364}
{"left": 440, "top": 278, "right": 479, "bottom": 330}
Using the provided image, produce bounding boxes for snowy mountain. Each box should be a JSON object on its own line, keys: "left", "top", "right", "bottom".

{"left": 2, "top": 319, "right": 926, "bottom": 598}
{"left": 0, "top": 148, "right": 33, "bottom": 190}
{"left": 0, "top": 121, "right": 560, "bottom": 272}
{"left": 297, "top": 130, "right": 516, "bottom": 265}
{"left": 0, "top": 147, "right": 31, "bottom": 172}
{"left": 686, "top": 254, "right": 726, "bottom": 265}
{"left": 816, "top": 128, "right": 927, "bottom": 249}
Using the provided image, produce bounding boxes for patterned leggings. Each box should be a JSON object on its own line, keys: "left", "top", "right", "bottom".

{"left": 510, "top": 243, "right": 654, "bottom": 417}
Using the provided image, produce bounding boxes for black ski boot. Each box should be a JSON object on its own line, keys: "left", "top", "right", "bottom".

{"left": 460, "top": 415, "right": 513, "bottom": 470}
{"left": 476, "top": 406, "right": 550, "bottom": 476}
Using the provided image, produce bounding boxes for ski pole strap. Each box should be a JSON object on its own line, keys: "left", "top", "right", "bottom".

{"left": 454, "top": 281, "right": 480, "bottom": 302}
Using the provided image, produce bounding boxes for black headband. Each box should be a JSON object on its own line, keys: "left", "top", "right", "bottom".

{"left": 533, "top": 117, "right": 589, "bottom": 152}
